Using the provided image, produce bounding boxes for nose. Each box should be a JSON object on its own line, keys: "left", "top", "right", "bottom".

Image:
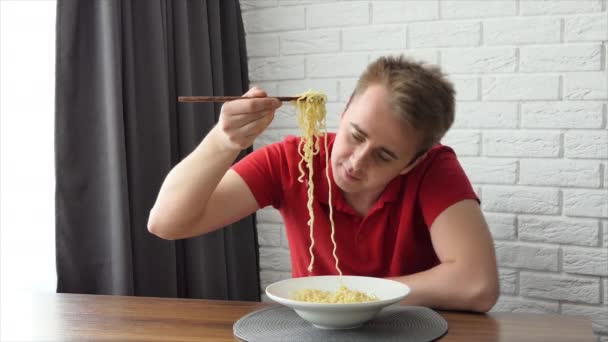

{"left": 349, "top": 146, "right": 368, "bottom": 172}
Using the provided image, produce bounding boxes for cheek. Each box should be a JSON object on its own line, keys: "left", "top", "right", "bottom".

{"left": 332, "top": 138, "right": 352, "bottom": 162}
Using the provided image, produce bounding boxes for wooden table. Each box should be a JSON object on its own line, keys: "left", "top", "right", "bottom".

{"left": 0, "top": 292, "right": 594, "bottom": 341}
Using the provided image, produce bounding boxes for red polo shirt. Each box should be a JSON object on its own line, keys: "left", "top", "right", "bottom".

{"left": 232, "top": 134, "right": 478, "bottom": 278}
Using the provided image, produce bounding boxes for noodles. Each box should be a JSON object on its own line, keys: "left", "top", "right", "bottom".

{"left": 290, "top": 91, "right": 378, "bottom": 304}
{"left": 292, "top": 90, "right": 342, "bottom": 276}
{"left": 291, "top": 285, "right": 379, "bottom": 304}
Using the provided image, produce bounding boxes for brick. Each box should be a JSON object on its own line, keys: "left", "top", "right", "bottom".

{"left": 482, "top": 75, "right": 560, "bottom": 101}
{"left": 499, "top": 268, "right": 518, "bottom": 295}
{"left": 442, "top": 47, "right": 516, "bottom": 74}
{"left": 520, "top": 44, "right": 602, "bottom": 72}
{"left": 256, "top": 207, "right": 284, "bottom": 224}
{"left": 249, "top": 57, "right": 305, "bottom": 81}
{"left": 409, "top": 21, "right": 480, "bottom": 48}
{"left": 259, "top": 270, "right": 291, "bottom": 290}
{"left": 483, "top": 186, "right": 560, "bottom": 214}
{"left": 563, "top": 247, "right": 608, "bottom": 276}
{"left": 564, "top": 72, "right": 608, "bottom": 100}
{"left": 495, "top": 241, "right": 558, "bottom": 271}
{"left": 564, "top": 189, "right": 608, "bottom": 218}
{"left": 521, "top": 102, "right": 604, "bottom": 129}
{"left": 485, "top": 213, "right": 517, "bottom": 240}
{"left": 441, "top": 130, "right": 480, "bottom": 156}
{"left": 280, "top": 228, "right": 289, "bottom": 248}
{"left": 459, "top": 157, "right": 517, "bottom": 184}
{"left": 519, "top": 215, "right": 600, "bottom": 247}
{"left": 242, "top": 7, "right": 305, "bottom": 33}
{"left": 484, "top": 17, "right": 561, "bottom": 45}
{"left": 307, "top": 2, "right": 369, "bottom": 29}
{"left": 372, "top": 1, "right": 438, "bottom": 24}
{"left": 520, "top": 159, "right": 601, "bottom": 188}
{"left": 483, "top": 130, "right": 561, "bottom": 157}
{"left": 370, "top": 50, "right": 439, "bottom": 65}
{"left": 255, "top": 128, "right": 300, "bottom": 148}
{"left": 565, "top": 14, "right": 608, "bottom": 42}
{"left": 324, "top": 102, "right": 344, "bottom": 129}
{"left": 279, "top": 0, "right": 326, "bottom": 5}
{"left": 279, "top": 0, "right": 327, "bottom": 6}
{"left": 343, "top": 26, "right": 406, "bottom": 52}
{"left": 259, "top": 247, "right": 292, "bottom": 272}
{"left": 280, "top": 30, "right": 340, "bottom": 55}
{"left": 240, "top": 0, "right": 277, "bottom": 11}
{"left": 268, "top": 105, "right": 300, "bottom": 129}
{"left": 604, "top": 162, "right": 608, "bottom": 189}
{"left": 604, "top": 276, "right": 608, "bottom": 304}
{"left": 454, "top": 102, "right": 518, "bottom": 128}
{"left": 400, "top": 50, "right": 439, "bottom": 64}
{"left": 473, "top": 186, "right": 482, "bottom": 200}
{"left": 257, "top": 223, "right": 282, "bottom": 247}
{"left": 246, "top": 34, "right": 279, "bottom": 57}
{"left": 602, "top": 221, "right": 608, "bottom": 247}
{"left": 441, "top": 0, "right": 516, "bottom": 19}
{"left": 450, "top": 76, "right": 479, "bottom": 101}
{"left": 338, "top": 79, "right": 357, "bottom": 102}
{"left": 307, "top": 54, "right": 368, "bottom": 78}
{"left": 520, "top": 0, "right": 603, "bottom": 15}
{"left": 520, "top": 272, "right": 600, "bottom": 303}
{"left": 278, "top": 79, "right": 338, "bottom": 102}
{"left": 604, "top": 162, "right": 608, "bottom": 188}
{"left": 491, "top": 296, "right": 559, "bottom": 314}
{"left": 561, "top": 304, "right": 608, "bottom": 335}
{"left": 249, "top": 82, "right": 278, "bottom": 96}
{"left": 564, "top": 131, "right": 608, "bottom": 159}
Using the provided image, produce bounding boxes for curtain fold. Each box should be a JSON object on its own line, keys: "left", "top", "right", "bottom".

{"left": 55, "top": 0, "right": 259, "bottom": 300}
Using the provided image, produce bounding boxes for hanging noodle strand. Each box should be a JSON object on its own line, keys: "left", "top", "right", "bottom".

{"left": 292, "top": 90, "right": 342, "bottom": 276}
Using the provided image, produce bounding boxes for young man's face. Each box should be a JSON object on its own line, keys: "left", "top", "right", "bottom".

{"left": 331, "top": 84, "right": 424, "bottom": 197}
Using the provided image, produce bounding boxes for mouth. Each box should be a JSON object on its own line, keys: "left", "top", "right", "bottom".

{"left": 343, "top": 166, "right": 361, "bottom": 182}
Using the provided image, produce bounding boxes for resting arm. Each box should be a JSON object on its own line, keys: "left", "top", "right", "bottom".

{"left": 388, "top": 199, "right": 499, "bottom": 312}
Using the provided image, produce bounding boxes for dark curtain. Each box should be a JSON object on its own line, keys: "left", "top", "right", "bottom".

{"left": 55, "top": 0, "right": 260, "bottom": 300}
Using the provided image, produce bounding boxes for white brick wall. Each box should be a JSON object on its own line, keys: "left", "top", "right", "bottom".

{"left": 240, "top": 0, "right": 608, "bottom": 338}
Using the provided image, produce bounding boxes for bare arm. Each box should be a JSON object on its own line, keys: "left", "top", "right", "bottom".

{"left": 147, "top": 87, "right": 282, "bottom": 240}
{"left": 388, "top": 199, "right": 499, "bottom": 312}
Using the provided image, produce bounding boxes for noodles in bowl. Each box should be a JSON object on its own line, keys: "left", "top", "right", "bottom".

{"left": 291, "top": 285, "right": 379, "bottom": 303}
{"left": 266, "top": 275, "right": 410, "bottom": 329}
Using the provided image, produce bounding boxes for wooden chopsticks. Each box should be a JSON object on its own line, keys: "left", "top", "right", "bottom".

{"left": 178, "top": 96, "right": 300, "bottom": 103}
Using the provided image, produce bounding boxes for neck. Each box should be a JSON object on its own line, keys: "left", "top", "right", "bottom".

{"left": 343, "top": 190, "right": 382, "bottom": 217}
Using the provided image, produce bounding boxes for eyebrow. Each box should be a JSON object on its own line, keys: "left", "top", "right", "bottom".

{"left": 350, "top": 123, "right": 399, "bottom": 160}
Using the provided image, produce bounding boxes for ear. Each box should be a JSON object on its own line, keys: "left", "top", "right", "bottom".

{"left": 399, "top": 151, "right": 428, "bottom": 175}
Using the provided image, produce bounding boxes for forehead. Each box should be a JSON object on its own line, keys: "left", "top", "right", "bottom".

{"left": 343, "top": 84, "right": 422, "bottom": 155}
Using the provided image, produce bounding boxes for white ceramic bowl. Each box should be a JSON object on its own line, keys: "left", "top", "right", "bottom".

{"left": 265, "top": 275, "right": 410, "bottom": 329}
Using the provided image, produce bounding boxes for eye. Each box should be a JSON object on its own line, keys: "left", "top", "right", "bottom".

{"left": 376, "top": 153, "right": 391, "bottom": 163}
{"left": 351, "top": 132, "right": 364, "bottom": 142}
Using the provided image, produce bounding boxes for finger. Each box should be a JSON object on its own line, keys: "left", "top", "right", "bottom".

{"left": 243, "top": 86, "right": 267, "bottom": 98}
{"left": 224, "top": 108, "right": 275, "bottom": 131}
{"left": 223, "top": 97, "right": 281, "bottom": 115}
{"left": 233, "top": 112, "right": 274, "bottom": 138}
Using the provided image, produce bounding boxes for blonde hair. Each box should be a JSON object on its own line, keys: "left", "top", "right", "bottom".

{"left": 352, "top": 55, "right": 455, "bottom": 152}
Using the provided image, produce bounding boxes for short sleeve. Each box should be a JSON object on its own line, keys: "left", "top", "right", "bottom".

{"left": 231, "top": 142, "right": 285, "bottom": 209}
{"left": 418, "top": 147, "right": 479, "bottom": 228}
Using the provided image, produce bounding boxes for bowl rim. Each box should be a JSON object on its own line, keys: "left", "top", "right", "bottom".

{"left": 265, "top": 275, "right": 410, "bottom": 308}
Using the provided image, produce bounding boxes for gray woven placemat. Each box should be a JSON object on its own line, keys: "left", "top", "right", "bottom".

{"left": 233, "top": 305, "right": 448, "bottom": 342}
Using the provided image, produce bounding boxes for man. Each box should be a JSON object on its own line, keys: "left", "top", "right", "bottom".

{"left": 148, "top": 56, "right": 499, "bottom": 312}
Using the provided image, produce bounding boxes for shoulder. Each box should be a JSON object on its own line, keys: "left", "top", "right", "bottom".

{"left": 411, "top": 144, "right": 460, "bottom": 177}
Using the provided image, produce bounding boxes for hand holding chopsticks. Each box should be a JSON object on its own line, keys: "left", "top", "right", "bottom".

{"left": 178, "top": 96, "right": 299, "bottom": 103}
